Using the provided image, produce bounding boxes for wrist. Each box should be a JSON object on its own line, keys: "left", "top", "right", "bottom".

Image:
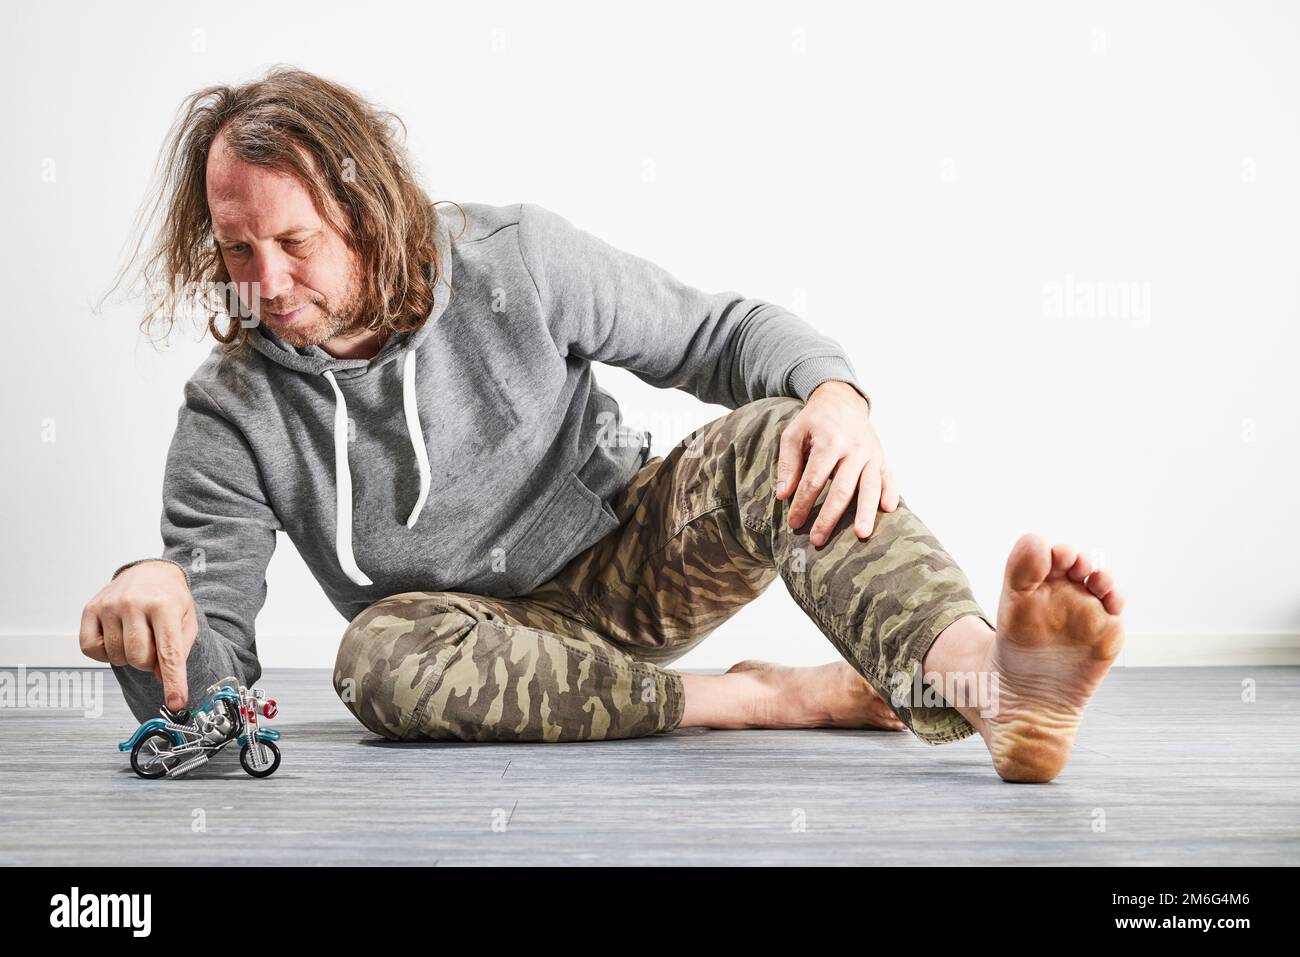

{"left": 810, "top": 379, "right": 871, "bottom": 412}
{"left": 112, "top": 558, "right": 192, "bottom": 591}
{"left": 810, "top": 379, "right": 854, "bottom": 397}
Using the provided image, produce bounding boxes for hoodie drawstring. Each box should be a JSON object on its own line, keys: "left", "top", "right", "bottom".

{"left": 401, "top": 348, "right": 432, "bottom": 528}
{"left": 323, "top": 348, "right": 430, "bottom": 587}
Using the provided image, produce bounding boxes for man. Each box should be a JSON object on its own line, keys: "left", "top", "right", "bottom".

{"left": 82, "top": 67, "right": 1125, "bottom": 783}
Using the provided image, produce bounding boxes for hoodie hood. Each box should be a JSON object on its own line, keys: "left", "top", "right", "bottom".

{"left": 244, "top": 207, "right": 454, "bottom": 587}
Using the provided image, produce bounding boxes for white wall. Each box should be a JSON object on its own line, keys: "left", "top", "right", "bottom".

{"left": 2, "top": 0, "right": 1297, "bottom": 669}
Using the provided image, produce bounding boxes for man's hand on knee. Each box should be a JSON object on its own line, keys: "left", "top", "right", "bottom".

{"left": 775, "top": 380, "right": 897, "bottom": 545}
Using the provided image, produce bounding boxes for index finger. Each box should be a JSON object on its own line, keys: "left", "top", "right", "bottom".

{"left": 775, "top": 419, "right": 806, "bottom": 500}
{"left": 152, "top": 602, "right": 190, "bottom": 710}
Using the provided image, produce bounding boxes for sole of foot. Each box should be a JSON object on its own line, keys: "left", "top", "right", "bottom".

{"left": 981, "top": 533, "right": 1126, "bottom": 783}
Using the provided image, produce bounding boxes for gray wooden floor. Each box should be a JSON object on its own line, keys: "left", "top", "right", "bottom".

{"left": 1, "top": 666, "right": 1297, "bottom": 865}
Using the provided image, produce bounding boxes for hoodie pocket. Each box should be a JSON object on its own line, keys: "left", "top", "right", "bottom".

{"left": 494, "top": 470, "right": 621, "bottom": 596}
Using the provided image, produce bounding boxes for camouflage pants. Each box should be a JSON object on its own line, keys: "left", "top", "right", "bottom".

{"left": 334, "top": 397, "right": 993, "bottom": 745}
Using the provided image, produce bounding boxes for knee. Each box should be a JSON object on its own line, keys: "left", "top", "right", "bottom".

{"left": 737, "top": 397, "right": 804, "bottom": 448}
{"left": 697, "top": 396, "right": 803, "bottom": 477}
{"left": 692, "top": 396, "right": 801, "bottom": 456}
{"left": 753, "top": 395, "right": 804, "bottom": 425}
{"left": 333, "top": 593, "right": 474, "bottom": 740}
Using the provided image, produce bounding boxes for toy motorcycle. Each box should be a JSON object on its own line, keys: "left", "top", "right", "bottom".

{"left": 118, "top": 676, "right": 281, "bottom": 779}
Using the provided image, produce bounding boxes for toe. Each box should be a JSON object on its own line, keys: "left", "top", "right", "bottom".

{"left": 1085, "top": 569, "right": 1115, "bottom": 599}
{"left": 1050, "top": 543, "right": 1079, "bottom": 577}
{"left": 1067, "top": 553, "right": 1094, "bottom": 583}
{"left": 1006, "top": 533, "right": 1052, "bottom": 591}
{"left": 877, "top": 706, "right": 907, "bottom": 731}
{"left": 1083, "top": 570, "right": 1126, "bottom": 615}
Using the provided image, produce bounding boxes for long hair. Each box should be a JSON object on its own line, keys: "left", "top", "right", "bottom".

{"left": 102, "top": 64, "right": 458, "bottom": 354}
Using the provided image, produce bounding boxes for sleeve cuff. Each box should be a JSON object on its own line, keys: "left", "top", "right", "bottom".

{"left": 786, "top": 356, "right": 872, "bottom": 411}
{"left": 112, "top": 557, "right": 192, "bottom": 591}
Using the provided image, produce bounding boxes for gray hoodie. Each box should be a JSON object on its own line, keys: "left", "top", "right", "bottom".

{"left": 111, "top": 201, "right": 866, "bottom": 721}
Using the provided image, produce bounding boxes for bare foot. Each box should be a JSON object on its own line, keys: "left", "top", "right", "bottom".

{"left": 726, "top": 659, "right": 908, "bottom": 731}
{"left": 980, "top": 534, "right": 1126, "bottom": 783}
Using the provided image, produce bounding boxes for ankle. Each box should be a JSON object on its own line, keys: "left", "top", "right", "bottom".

{"left": 924, "top": 614, "right": 995, "bottom": 678}
{"left": 736, "top": 671, "right": 786, "bottom": 729}
{"left": 920, "top": 615, "right": 997, "bottom": 735}
{"left": 680, "top": 672, "right": 774, "bottom": 729}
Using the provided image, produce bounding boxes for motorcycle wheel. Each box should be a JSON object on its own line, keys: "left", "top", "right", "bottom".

{"left": 239, "top": 740, "right": 281, "bottom": 778}
{"left": 131, "top": 730, "right": 180, "bottom": 779}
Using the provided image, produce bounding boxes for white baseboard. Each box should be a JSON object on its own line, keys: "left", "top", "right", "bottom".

{"left": 0, "top": 633, "right": 341, "bottom": 670}
{"left": 1113, "top": 633, "right": 1300, "bottom": 667}
{"left": 3, "top": 632, "right": 1299, "bottom": 669}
